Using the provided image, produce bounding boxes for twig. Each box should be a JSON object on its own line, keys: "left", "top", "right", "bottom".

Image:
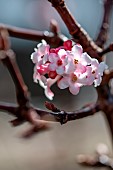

{"left": 96, "top": 0, "right": 113, "bottom": 48}
{"left": 45, "top": 102, "right": 100, "bottom": 124}
{"left": 99, "top": 43, "right": 113, "bottom": 56}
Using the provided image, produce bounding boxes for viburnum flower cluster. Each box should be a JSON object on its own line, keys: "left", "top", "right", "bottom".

{"left": 31, "top": 40, "right": 107, "bottom": 100}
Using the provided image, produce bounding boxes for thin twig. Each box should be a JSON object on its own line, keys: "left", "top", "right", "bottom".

{"left": 99, "top": 43, "right": 113, "bottom": 56}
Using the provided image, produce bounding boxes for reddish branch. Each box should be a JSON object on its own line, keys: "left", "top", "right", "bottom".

{"left": 48, "top": 0, "right": 103, "bottom": 61}
{"left": 0, "top": 21, "right": 67, "bottom": 46}
{"left": 99, "top": 43, "right": 113, "bottom": 56}
{"left": 96, "top": 0, "right": 113, "bottom": 47}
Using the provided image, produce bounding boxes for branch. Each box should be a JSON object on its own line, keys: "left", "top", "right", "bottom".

{"left": 101, "top": 69, "right": 113, "bottom": 85}
{"left": 96, "top": 0, "right": 113, "bottom": 47}
{"left": 99, "top": 43, "right": 113, "bottom": 56}
{"left": 1, "top": 50, "right": 29, "bottom": 106}
{"left": 0, "top": 102, "right": 17, "bottom": 115}
{"left": 0, "top": 22, "right": 67, "bottom": 47}
{"left": 0, "top": 27, "right": 28, "bottom": 106}
{"left": 48, "top": 0, "right": 102, "bottom": 60}
{"left": 45, "top": 102, "right": 100, "bottom": 124}
{"left": 0, "top": 101, "right": 100, "bottom": 126}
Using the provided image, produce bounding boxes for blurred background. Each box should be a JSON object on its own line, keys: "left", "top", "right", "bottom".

{"left": 0, "top": 0, "right": 113, "bottom": 170}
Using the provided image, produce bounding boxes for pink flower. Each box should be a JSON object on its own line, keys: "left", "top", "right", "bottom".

{"left": 58, "top": 73, "right": 83, "bottom": 95}
{"left": 31, "top": 40, "right": 108, "bottom": 100}
{"left": 31, "top": 40, "right": 50, "bottom": 65}
{"left": 63, "top": 40, "right": 72, "bottom": 51}
{"left": 90, "top": 60, "right": 108, "bottom": 87}
{"left": 36, "top": 63, "right": 49, "bottom": 75}
{"left": 33, "top": 63, "right": 49, "bottom": 83}
{"left": 72, "top": 44, "right": 92, "bottom": 73}
{"left": 48, "top": 49, "right": 68, "bottom": 75}
{"left": 33, "top": 66, "right": 47, "bottom": 85}
{"left": 76, "top": 66, "right": 95, "bottom": 86}
{"left": 39, "top": 75, "right": 61, "bottom": 100}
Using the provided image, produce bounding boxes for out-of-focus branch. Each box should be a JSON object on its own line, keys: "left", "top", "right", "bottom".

{"left": 101, "top": 69, "right": 113, "bottom": 85}
{"left": 0, "top": 102, "right": 17, "bottom": 115}
{"left": 0, "top": 22, "right": 67, "bottom": 47}
{"left": 99, "top": 43, "right": 113, "bottom": 56}
{"left": 1, "top": 50, "right": 29, "bottom": 106}
{"left": 96, "top": 0, "right": 113, "bottom": 48}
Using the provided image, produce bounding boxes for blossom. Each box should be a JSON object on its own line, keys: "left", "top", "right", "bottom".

{"left": 48, "top": 49, "right": 68, "bottom": 75}
{"left": 72, "top": 44, "right": 92, "bottom": 73}
{"left": 39, "top": 75, "right": 61, "bottom": 100}
{"left": 57, "top": 73, "right": 82, "bottom": 95}
{"left": 31, "top": 40, "right": 49, "bottom": 65}
{"left": 91, "top": 60, "right": 108, "bottom": 87}
{"left": 31, "top": 40, "right": 107, "bottom": 100}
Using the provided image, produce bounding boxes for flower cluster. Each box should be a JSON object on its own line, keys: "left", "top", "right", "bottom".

{"left": 31, "top": 40, "right": 107, "bottom": 100}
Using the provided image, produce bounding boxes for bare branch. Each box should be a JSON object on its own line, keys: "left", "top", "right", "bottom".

{"left": 0, "top": 100, "right": 100, "bottom": 126}
{"left": 48, "top": 0, "right": 102, "bottom": 60}
{"left": 99, "top": 43, "right": 113, "bottom": 56}
{"left": 45, "top": 102, "right": 100, "bottom": 124}
{"left": 96, "top": 0, "right": 113, "bottom": 47}
{"left": 0, "top": 102, "right": 17, "bottom": 115}
{"left": 100, "top": 69, "right": 113, "bottom": 85}
{"left": 1, "top": 50, "right": 29, "bottom": 106}
{"left": 0, "top": 23, "right": 67, "bottom": 47}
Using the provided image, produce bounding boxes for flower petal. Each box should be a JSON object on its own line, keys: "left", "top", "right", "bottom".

{"left": 58, "top": 77, "right": 69, "bottom": 89}
{"left": 45, "top": 76, "right": 61, "bottom": 100}
{"left": 91, "top": 58, "right": 99, "bottom": 67}
{"left": 81, "top": 52, "right": 92, "bottom": 65}
{"left": 31, "top": 52, "right": 39, "bottom": 64}
{"left": 44, "top": 86, "right": 54, "bottom": 100}
{"left": 98, "top": 62, "right": 108, "bottom": 76}
{"left": 58, "top": 49, "right": 67, "bottom": 58}
{"left": 65, "top": 60, "right": 75, "bottom": 74}
{"left": 56, "top": 66, "right": 65, "bottom": 75}
{"left": 72, "top": 44, "right": 83, "bottom": 54}
{"left": 76, "top": 63, "right": 86, "bottom": 73}
{"left": 94, "top": 75, "right": 102, "bottom": 87}
{"left": 49, "top": 63, "right": 57, "bottom": 71}
{"left": 69, "top": 83, "right": 80, "bottom": 95}
{"left": 37, "top": 40, "right": 50, "bottom": 56}
{"left": 63, "top": 40, "right": 72, "bottom": 51}
{"left": 49, "top": 53, "right": 58, "bottom": 63}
